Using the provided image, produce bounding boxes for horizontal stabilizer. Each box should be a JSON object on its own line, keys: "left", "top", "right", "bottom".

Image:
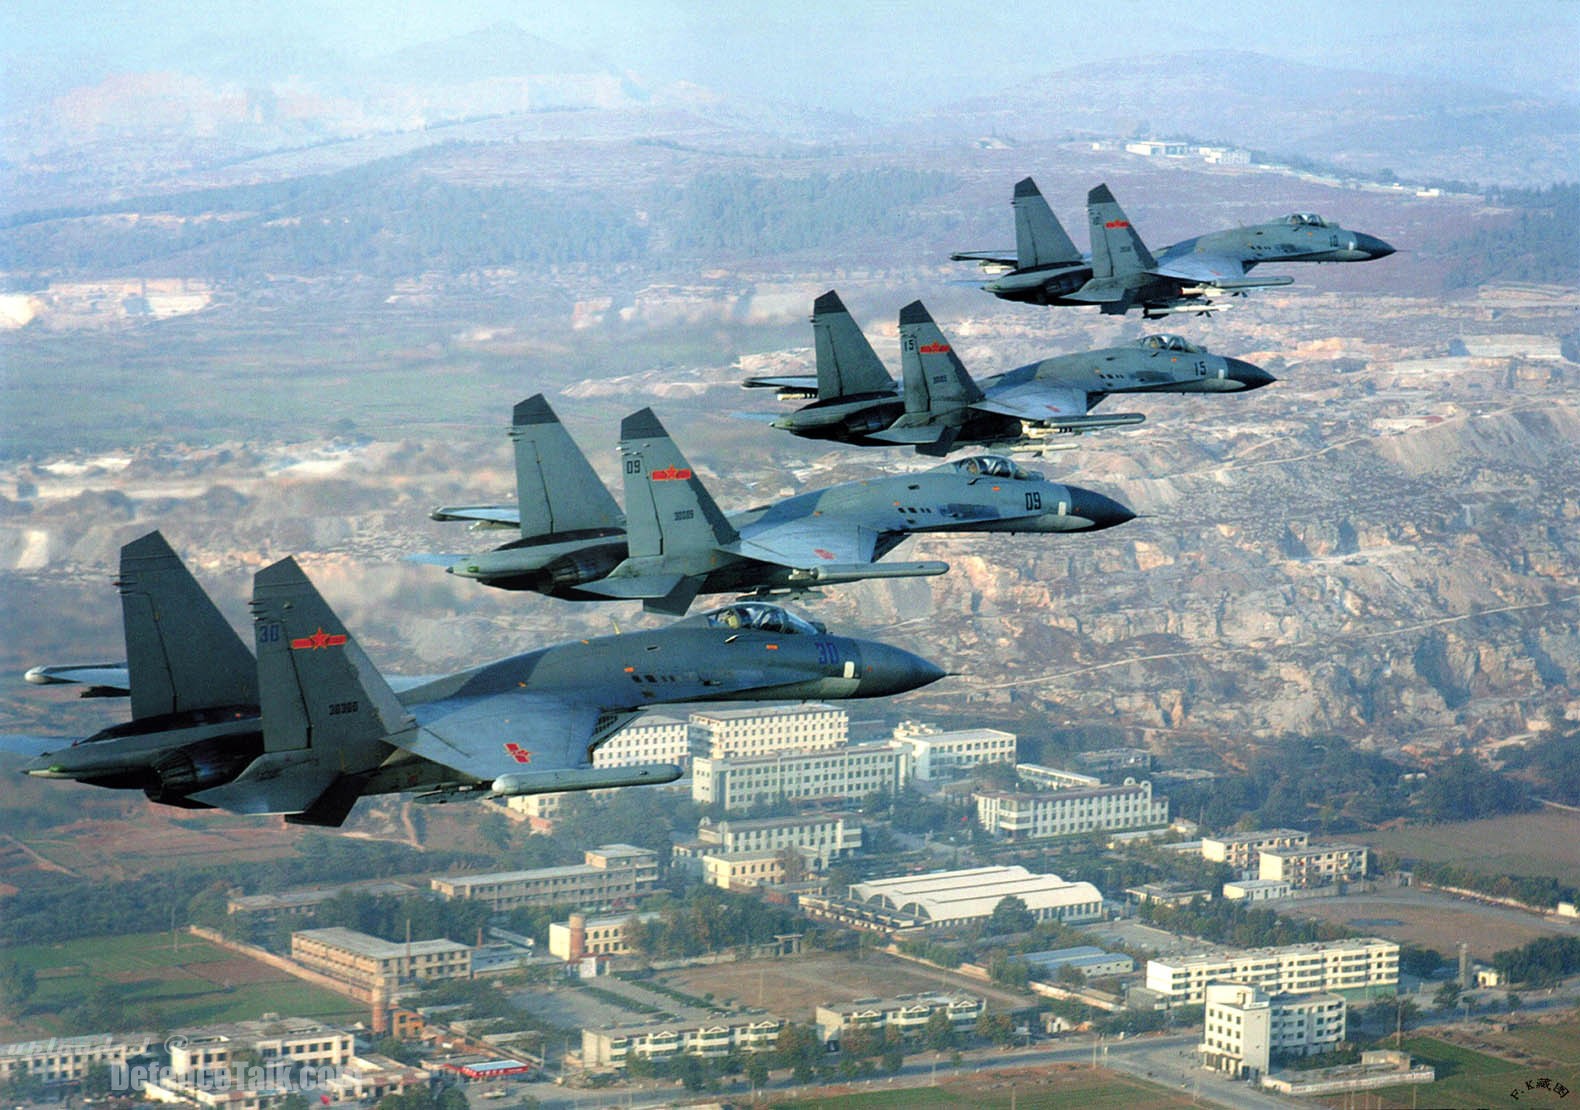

{"left": 430, "top": 504, "right": 522, "bottom": 526}
{"left": 24, "top": 663, "right": 130, "bottom": 693}
{"left": 190, "top": 751, "right": 342, "bottom": 815}
{"left": 950, "top": 250, "right": 1018, "bottom": 266}
{"left": 404, "top": 553, "right": 470, "bottom": 567}
{"left": 742, "top": 374, "right": 818, "bottom": 391}
{"left": 578, "top": 574, "right": 690, "bottom": 600}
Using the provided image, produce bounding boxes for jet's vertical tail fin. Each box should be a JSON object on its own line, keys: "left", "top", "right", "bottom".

{"left": 118, "top": 531, "right": 257, "bottom": 720}
{"left": 619, "top": 409, "right": 738, "bottom": 559}
{"left": 249, "top": 558, "right": 410, "bottom": 756}
{"left": 1087, "top": 183, "right": 1156, "bottom": 278}
{"left": 812, "top": 291, "right": 894, "bottom": 400}
{"left": 509, "top": 395, "right": 624, "bottom": 538}
{"left": 1013, "top": 177, "right": 1082, "bottom": 269}
{"left": 898, "top": 301, "right": 984, "bottom": 416}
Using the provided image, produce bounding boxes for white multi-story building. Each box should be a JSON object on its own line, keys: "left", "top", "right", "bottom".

{"left": 1258, "top": 844, "right": 1368, "bottom": 889}
{"left": 691, "top": 742, "right": 907, "bottom": 809}
{"left": 1199, "top": 983, "right": 1347, "bottom": 1078}
{"left": 290, "top": 929, "right": 471, "bottom": 1002}
{"left": 815, "top": 994, "right": 984, "bottom": 1044}
{"left": 1015, "top": 763, "right": 1102, "bottom": 790}
{"left": 848, "top": 866, "right": 1103, "bottom": 929}
{"left": 890, "top": 723, "right": 1017, "bottom": 780}
{"left": 1146, "top": 938, "right": 1399, "bottom": 1006}
{"left": 582, "top": 1015, "right": 782, "bottom": 1068}
{"left": 689, "top": 704, "right": 847, "bottom": 760}
{"left": 1200, "top": 829, "right": 1309, "bottom": 879}
{"left": 596, "top": 714, "right": 691, "bottom": 768}
{"left": 0, "top": 1034, "right": 159, "bottom": 1086}
{"left": 974, "top": 779, "right": 1169, "bottom": 840}
{"left": 695, "top": 812, "right": 862, "bottom": 867}
{"left": 431, "top": 844, "right": 658, "bottom": 912}
{"left": 168, "top": 1018, "right": 356, "bottom": 1083}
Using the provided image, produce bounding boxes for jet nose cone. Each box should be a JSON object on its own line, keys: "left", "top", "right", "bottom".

{"left": 1355, "top": 233, "right": 1395, "bottom": 260}
{"left": 857, "top": 642, "right": 946, "bottom": 697}
{"left": 1066, "top": 488, "right": 1136, "bottom": 531}
{"left": 1225, "top": 357, "right": 1276, "bottom": 390}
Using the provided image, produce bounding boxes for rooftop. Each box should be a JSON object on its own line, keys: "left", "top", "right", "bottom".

{"left": 294, "top": 927, "right": 469, "bottom": 960}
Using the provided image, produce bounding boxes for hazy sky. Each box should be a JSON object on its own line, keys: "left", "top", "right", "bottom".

{"left": 4, "top": 0, "right": 1577, "bottom": 115}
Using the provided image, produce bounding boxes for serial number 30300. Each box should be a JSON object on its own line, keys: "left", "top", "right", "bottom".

{"left": 328, "top": 701, "right": 360, "bottom": 716}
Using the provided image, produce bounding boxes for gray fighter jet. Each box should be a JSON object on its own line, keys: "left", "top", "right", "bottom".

{"left": 18, "top": 533, "right": 944, "bottom": 825}
{"left": 429, "top": 401, "right": 1134, "bottom": 613}
{"left": 954, "top": 177, "right": 1394, "bottom": 317}
{"left": 747, "top": 294, "right": 1272, "bottom": 454}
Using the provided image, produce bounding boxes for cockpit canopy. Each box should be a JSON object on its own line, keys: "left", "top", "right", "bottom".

{"left": 1285, "top": 213, "right": 1329, "bottom": 228}
{"left": 944, "top": 455, "right": 1041, "bottom": 481}
{"left": 703, "top": 602, "right": 824, "bottom": 635}
{"left": 1137, "top": 334, "right": 1204, "bottom": 354}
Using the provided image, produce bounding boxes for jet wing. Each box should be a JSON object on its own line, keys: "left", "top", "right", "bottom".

{"left": 398, "top": 692, "right": 614, "bottom": 782}
{"left": 430, "top": 504, "right": 522, "bottom": 526}
{"left": 974, "top": 384, "right": 1091, "bottom": 422}
{"left": 730, "top": 518, "right": 879, "bottom": 568}
{"left": 1152, "top": 253, "right": 1293, "bottom": 290}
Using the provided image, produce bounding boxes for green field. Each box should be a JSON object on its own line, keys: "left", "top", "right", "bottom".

{"left": 2, "top": 931, "right": 365, "bottom": 1038}
{"left": 769, "top": 1068, "right": 1197, "bottom": 1109}
{"left": 1346, "top": 1035, "right": 1580, "bottom": 1109}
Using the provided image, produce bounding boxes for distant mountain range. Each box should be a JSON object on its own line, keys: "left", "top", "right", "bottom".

{"left": 2, "top": 29, "right": 1574, "bottom": 209}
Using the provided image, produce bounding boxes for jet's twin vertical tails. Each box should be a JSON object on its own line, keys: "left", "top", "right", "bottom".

{"left": 117, "top": 531, "right": 257, "bottom": 720}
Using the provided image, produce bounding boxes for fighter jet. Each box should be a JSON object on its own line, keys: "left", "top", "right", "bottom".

{"left": 429, "top": 400, "right": 1134, "bottom": 613}
{"left": 17, "top": 533, "right": 944, "bottom": 825}
{"left": 953, "top": 176, "right": 1394, "bottom": 317}
{"left": 748, "top": 295, "right": 1273, "bottom": 454}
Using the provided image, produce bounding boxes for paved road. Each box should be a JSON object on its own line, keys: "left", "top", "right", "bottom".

{"left": 530, "top": 1032, "right": 1303, "bottom": 1109}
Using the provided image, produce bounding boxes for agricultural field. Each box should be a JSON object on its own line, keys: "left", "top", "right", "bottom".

{"left": 1284, "top": 887, "right": 1579, "bottom": 959}
{"left": 1319, "top": 1034, "right": 1580, "bottom": 1110}
{"left": 658, "top": 953, "right": 1033, "bottom": 1024}
{"left": 769, "top": 1064, "right": 1197, "bottom": 1109}
{"left": 0, "top": 931, "right": 364, "bottom": 1040}
{"left": 1359, "top": 809, "right": 1580, "bottom": 882}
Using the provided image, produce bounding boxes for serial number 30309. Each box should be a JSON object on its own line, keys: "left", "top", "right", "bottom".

{"left": 328, "top": 701, "right": 360, "bottom": 716}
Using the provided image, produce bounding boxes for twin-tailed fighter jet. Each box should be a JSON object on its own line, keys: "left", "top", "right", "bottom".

{"left": 746, "top": 291, "right": 1273, "bottom": 454}
{"left": 16, "top": 533, "right": 943, "bottom": 823}
{"left": 953, "top": 177, "right": 1394, "bottom": 318}
{"left": 425, "top": 400, "right": 1133, "bottom": 614}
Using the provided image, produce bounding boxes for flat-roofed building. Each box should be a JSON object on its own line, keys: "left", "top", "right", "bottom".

{"left": 1223, "top": 879, "right": 1293, "bottom": 902}
{"left": 597, "top": 714, "right": 691, "bottom": 768}
{"left": 849, "top": 866, "right": 1102, "bottom": 929}
{"left": 692, "top": 743, "right": 907, "bottom": 809}
{"left": 548, "top": 911, "right": 661, "bottom": 961}
{"left": 168, "top": 1017, "right": 354, "bottom": 1082}
{"left": 1258, "top": 844, "right": 1368, "bottom": 889}
{"left": 701, "top": 849, "right": 797, "bottom": 892}
{"left": 1075, "top": 748, "right": 1153, "bottom": 774}
{"left": 696, "top": 812, "right": 862, "bottom": 867}
{"left": 690, "top": 704, "right": 847, "bottom": 760}
{"left": 1019, "top": 946, "right": 1134, "bottom": 980}
{"left": 582, "top": 1015, "right": 782, "bottom": 1069}
{"left": 226, "top": 881, "right": 420, "bottom": 922}
{"left": 1200, "top": 829, "right": 1309, "bottom": 878}
{"left": 1015, "top": 763, "right": 1102, "bottom": 790}
{"left": 891, "top": 723, "right": 1016, "bottom": 780}
{"left": 815, "top": 994, "right": 983, "bottom": 1044}
{"left": 975, "top": 779, "right": 1168, "bottom": 840}
{"left": 0, "top": 1034, "right": 159, "bottom": 1085}
{"left": 1199, "top": 983, "right": 1347, "bottom": 1078}
{"left": 1146, "top": 938, "right": 1398, "bottom": 1006}
{"left": 291, "top": 929, "right": 471, "bottom": 1001}
{"left": 431, "top": 844, "right": 657, "bottom": 912}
